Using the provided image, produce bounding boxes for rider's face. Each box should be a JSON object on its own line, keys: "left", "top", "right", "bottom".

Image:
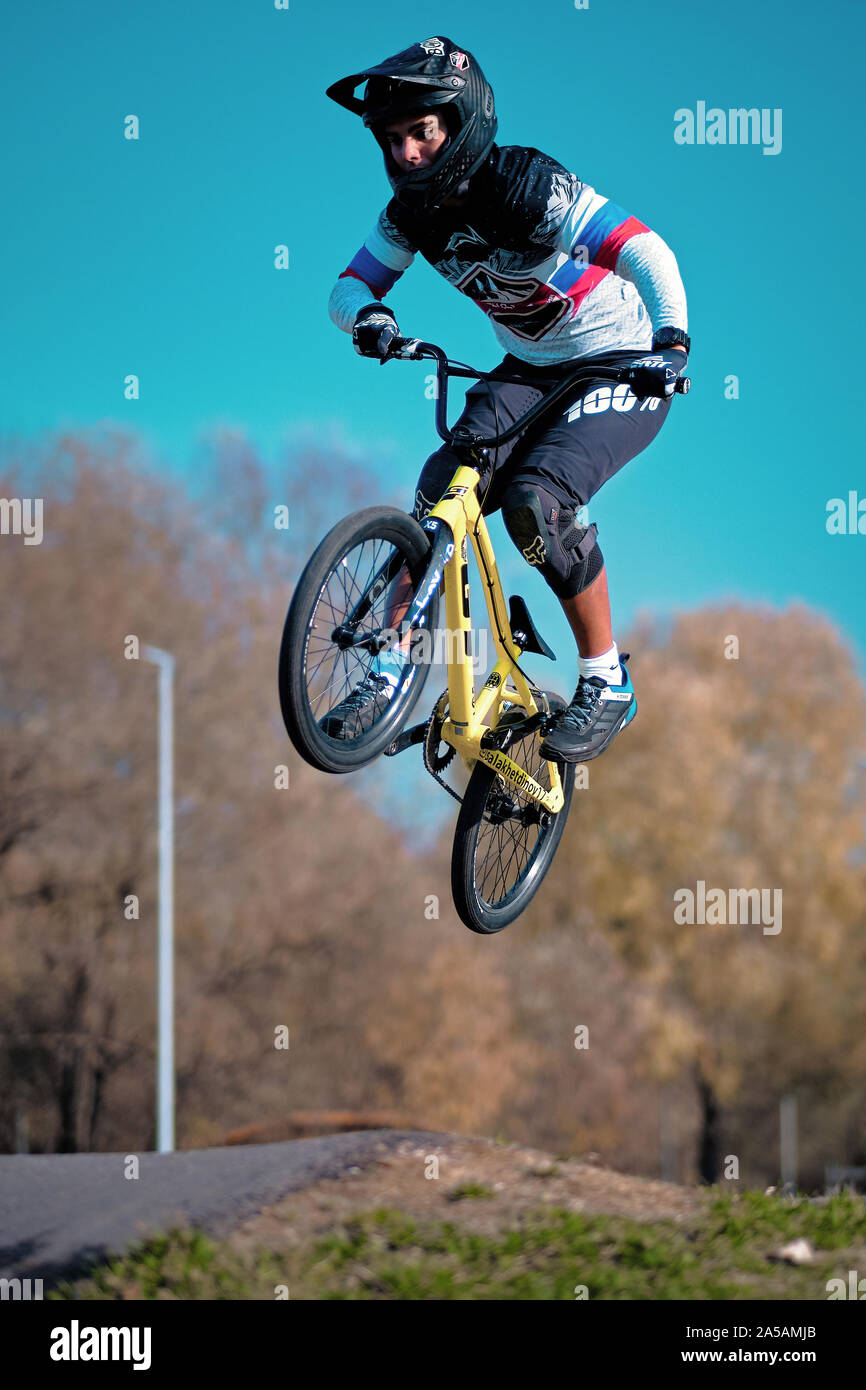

{"left": 384, "top": 110, "right": 448, "bottom": 171}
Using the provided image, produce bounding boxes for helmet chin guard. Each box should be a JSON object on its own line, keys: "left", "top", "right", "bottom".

{"left": 326, "top": 37, "right": 497, "bottom": 213}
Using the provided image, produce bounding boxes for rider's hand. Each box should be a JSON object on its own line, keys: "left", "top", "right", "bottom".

{"left": 624, "top": 349, "right": 688, "bottom": 400}
{"left": 352, "top": 304, "right": 400, "bottom": 362}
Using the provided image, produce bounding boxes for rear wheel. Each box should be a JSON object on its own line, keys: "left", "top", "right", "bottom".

{"left": 451, "top": 694, "right": 575, "bottom": 933}
{"left": 278, "top": 506, "right": 439, "bottom": 773}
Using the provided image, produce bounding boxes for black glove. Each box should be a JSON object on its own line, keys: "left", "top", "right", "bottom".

{"left": 623, "top": 349, "right": 688, "bottom": 400}
{"left": 352, "top": 303, "right": 400, "bottom": 362}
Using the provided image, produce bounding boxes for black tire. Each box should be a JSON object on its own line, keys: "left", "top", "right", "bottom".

{"left": 451, "top": 694, "right": 575, "bottom": 933}
{"left": 278, "top": 506, "right": 439, "bottom": 774}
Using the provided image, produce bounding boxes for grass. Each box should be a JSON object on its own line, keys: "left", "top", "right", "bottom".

{"left": 446, "top": 1182, "right": 496, "bottom": 1201}
{"left": 47, "top": 1189, "right": 866, "bottom": 1301}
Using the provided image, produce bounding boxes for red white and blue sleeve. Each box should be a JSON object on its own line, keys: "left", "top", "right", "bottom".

{"left": 328, "top": 209, "right": 417, "bottom": 333}
{"left": 548, "top": 180, "right": 688, "bottom": 335}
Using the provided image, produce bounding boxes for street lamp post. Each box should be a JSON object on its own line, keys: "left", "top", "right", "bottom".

{"left": 141, "top": 645, "right": 175, "bottom": 1154}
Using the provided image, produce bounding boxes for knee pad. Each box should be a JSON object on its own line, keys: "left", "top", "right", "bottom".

{"left": 502, "top": 482, "right": 603, "bottom": 599}
{"left": 412, "top": 487, "right": 440, "bottom": 523}
{"left": 412, "top": 448, "right": 464, "bottom": 523}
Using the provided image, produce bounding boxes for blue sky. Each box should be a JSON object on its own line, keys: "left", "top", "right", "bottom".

{"left": 3, "top": 0, "right": 866, "bottom": 835}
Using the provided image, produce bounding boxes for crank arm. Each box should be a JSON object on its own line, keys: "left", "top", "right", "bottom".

{"left": 384, "top": 721, "right": 428, "bottom": 757}
{"left": 480, "top": 710, "right": 545, "bottom": 750}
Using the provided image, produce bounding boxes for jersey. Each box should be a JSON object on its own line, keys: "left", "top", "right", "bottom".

{"left": 329, "top": 144, "right": 688, "bottom": 366}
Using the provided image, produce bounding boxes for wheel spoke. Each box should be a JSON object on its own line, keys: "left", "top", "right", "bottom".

{"left": 300, "top": 537, "right": 418, "bottom": 724}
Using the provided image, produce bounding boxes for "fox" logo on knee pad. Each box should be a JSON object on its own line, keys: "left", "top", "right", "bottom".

{"left": 522, "top": 536, "right": 547, "bottom": 566}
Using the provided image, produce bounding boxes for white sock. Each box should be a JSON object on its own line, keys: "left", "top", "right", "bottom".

{"left": 578, "top": 642, "right": 621, "bottom": 686}
{"left": 375, "top": 641, "right": 410, "bottom": 687}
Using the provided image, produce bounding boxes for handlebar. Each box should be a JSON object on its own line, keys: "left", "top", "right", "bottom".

{"left": 384, "top": 337, "right": 689, "bottom": 452}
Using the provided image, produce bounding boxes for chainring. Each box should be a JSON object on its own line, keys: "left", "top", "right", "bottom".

{"left": 424, "top": 690, "right": 456, "bottom": 773}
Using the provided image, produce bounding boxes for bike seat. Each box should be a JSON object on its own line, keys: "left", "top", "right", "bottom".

{"left": 509, "top": 595, "right": 556, "bottom": 660}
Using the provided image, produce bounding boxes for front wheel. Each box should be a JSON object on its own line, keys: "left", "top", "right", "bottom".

{"left": 451, "top": 694, "right": 575, "bottom": 933}
{"left": 278, "top": 506, "right": 439, "bottom": 774}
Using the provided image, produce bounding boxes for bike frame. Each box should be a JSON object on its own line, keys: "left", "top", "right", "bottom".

{"left": 420, "top": 469, "right": 567, "bottom": 815}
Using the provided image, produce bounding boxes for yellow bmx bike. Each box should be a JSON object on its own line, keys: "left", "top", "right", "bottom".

{"left": 278, "top": 337, "right": 687, "bottom": 932}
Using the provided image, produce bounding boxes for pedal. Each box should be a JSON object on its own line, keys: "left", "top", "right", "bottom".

{"left": 384, "top": 722, "right": 428, "bottom": 757}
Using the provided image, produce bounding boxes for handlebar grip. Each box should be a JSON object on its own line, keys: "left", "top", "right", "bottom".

{"left": 623, "top": 363, "right": 691, "bottom": 399}
{"left": 386, "top": 335, "right": 423, "bottom": 360}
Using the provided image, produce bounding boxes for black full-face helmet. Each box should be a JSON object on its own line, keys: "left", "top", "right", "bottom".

{"left": 326, "top": 36, "right": 497, "bottom": 214}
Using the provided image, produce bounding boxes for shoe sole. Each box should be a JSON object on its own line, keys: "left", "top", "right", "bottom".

{"left": 320, "top": 712, "right": 388, "bottom": 739}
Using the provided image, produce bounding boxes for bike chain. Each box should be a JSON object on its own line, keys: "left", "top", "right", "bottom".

{"left": 422, "top": 691, "right": 463, "bottom": 804}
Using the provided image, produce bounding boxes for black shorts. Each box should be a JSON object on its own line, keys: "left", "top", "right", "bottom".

{"left": 413, "top": 350, "right": 673, "bottom": 520}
